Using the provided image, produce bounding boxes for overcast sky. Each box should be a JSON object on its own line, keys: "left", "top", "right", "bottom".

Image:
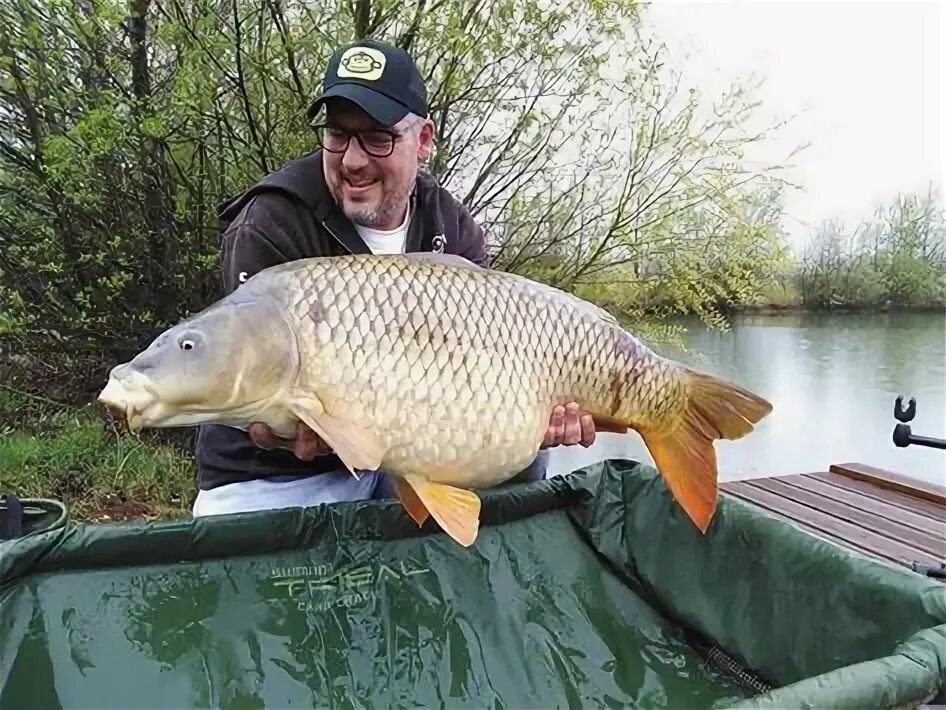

{"left": 642, "top": 0, "right": 945, "bottom": 250}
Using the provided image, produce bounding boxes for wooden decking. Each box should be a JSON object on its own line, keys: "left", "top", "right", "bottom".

{"left": 721, "top": 463, "right": 946, "bottom": 579}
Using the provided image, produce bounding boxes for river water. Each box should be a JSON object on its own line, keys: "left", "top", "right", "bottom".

{"left": 546, "top": 311, "right": 946, "bottom": 488}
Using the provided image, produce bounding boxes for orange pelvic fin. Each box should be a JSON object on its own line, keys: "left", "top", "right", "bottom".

{"left": 393, "top": 476, "right": 430, "bottom": 527}
{"left": 639, "top": 367, "right": 773, "bottom": 534}
{"left": 403, "top": 474, "right": 481, "bottom": 547}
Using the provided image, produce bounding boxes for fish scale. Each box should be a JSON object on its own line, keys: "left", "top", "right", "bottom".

{"left": 282, "top": 256, "right": 653, "bottom": 486}
{"left": 97, "top": 252, "right": 773, "bottom": 547}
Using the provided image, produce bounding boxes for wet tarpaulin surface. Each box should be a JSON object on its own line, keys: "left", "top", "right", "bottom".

{"left": 1, "top": 459, "right": 945, "bottom": 708}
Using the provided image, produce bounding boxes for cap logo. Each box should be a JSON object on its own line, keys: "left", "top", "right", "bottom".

{"left": 337, "top": 46, "right": 386, "bottom": 81}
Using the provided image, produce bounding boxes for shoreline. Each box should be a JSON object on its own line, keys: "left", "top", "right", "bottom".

{"left": 618, "top": 302, "right": 946, "bottom": 319}
{"left": 728, "top": 303, "right": 946, "bottom": 316}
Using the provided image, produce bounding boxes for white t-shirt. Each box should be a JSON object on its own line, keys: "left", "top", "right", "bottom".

{"left": 354, "top": 206, "right": 410, "bottom": 254}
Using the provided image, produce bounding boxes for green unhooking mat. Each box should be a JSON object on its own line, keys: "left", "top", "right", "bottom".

{"left": 2, "top": 459, "right": 945, "bottom": 708}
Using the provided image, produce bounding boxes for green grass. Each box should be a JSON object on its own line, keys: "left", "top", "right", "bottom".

{"left": 0, "top": 387, "right": 195, "bottom": 523}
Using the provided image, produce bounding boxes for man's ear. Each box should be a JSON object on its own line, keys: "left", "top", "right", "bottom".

{"left": 417, "top": 117, "right": 435, "bottom": 161}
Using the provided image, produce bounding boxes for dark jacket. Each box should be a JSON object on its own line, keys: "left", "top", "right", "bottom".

{"left": 195, "top": 150, "right": 490, "bottom": 490}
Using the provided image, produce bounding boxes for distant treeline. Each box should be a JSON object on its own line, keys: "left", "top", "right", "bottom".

{"left": 746, "top": 191, "right": 945, "bottom": 313}
{"left": 564, "top": 188, "right": 946, "bottom": 328}
{"left": 791, "top": 192, "right": 944, "bottom": 310}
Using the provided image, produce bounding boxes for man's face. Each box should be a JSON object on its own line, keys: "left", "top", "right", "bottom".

{"left": 321, "top": 99, "right": 433, "bottom": 230}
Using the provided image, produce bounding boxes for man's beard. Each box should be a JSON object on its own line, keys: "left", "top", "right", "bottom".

{"left": 344, "top": 201, "right": 398, "bottom": 227}
{"left": 338, "top": 175, "right": 414, "bottom": 228}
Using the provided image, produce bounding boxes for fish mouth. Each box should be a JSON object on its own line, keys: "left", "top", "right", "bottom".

{"left": 97, "top": 369, "right": 157, "bottom": 433}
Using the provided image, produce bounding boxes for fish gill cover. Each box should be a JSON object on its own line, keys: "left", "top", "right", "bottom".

{"left": 1, "top": 459, "right": 944, "bottom": 709}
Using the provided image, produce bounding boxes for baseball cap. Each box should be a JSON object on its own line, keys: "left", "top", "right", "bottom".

{"left": 306, "top": 39, "right": 428, "bottom": 127}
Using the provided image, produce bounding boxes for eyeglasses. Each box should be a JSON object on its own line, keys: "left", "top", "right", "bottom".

{"left": 311, "top": 124, "right": 401, "bottom": 158}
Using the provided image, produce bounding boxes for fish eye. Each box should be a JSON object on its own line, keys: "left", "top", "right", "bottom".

{"left": 177, "top": 333, "right": 201, "bottom": 351}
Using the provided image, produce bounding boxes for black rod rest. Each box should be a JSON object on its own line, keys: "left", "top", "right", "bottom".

{"left": 892, "top": 396, "right": 946, "bottom": 451}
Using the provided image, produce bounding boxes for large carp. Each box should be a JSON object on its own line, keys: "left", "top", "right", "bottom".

{"left": 98, "top": 253, "right": 772, "bottom": 546}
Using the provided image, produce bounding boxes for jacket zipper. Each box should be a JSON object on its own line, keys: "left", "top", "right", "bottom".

{"left": 322, "top": 221, "right": 352, "bottom": 255}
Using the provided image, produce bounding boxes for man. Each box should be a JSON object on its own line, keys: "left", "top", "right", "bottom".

{"left": 191, "top": 39, "right": 601, "bottom": 517}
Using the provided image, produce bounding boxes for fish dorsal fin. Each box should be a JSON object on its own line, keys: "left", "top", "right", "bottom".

{"left": 402, "top": 252, "right": 485, "bottom": 271}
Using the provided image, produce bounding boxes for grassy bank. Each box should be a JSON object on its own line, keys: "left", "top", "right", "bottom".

{"left": 579, "top": 276, "right": 944, "bottom": 337}
{"left": 732, "top": 277, "right": 946, "bottom": 314}
{"left": 0, "top": 387, "right": 195, "bottom": 523}
{"left": 723, "top": 274, "right": 946, "bottom": 315}
{"left": 733, "top": 302, "right": 946, "bottom": 316}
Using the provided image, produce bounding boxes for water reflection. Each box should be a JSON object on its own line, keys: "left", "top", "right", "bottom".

{"left": 548, "top": 312, "right": 946, "bottom": 486}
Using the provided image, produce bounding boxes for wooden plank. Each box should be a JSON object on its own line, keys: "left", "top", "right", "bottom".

{"left": 746, "top": 478, "right": 945, "bottom": 558}
{"left": 721, "top": 489, "right": 891, "bottom": 566}
{"left": 830, "top": 462, "right": 946, "bottom": 506}
{"left": 722, "top": 481, "right": 942, "bottom": 567}
{"left": 812, "top": 472, "right": 946, "bottom": 522}
{"left": 777, "top": 473, "right": 946, "bottom": 536}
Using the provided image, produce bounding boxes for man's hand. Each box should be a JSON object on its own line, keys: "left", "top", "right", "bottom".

{"left": 247, "top": 402, "right": 624, "bottom": 459}
{"left": 541, "top": 402, "right": 628, "bottom": 449}
{"left": 248, "top": 422, "right": 333, "bottom": 461}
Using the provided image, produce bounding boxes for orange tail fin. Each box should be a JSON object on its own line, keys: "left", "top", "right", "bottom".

{"left": 638, "top": 367, "right": 773, "bottom": 533}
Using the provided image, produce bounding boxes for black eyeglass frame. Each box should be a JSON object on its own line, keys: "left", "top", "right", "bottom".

{"left": 310, "top": 123, "right": 407, "bottom": 158}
